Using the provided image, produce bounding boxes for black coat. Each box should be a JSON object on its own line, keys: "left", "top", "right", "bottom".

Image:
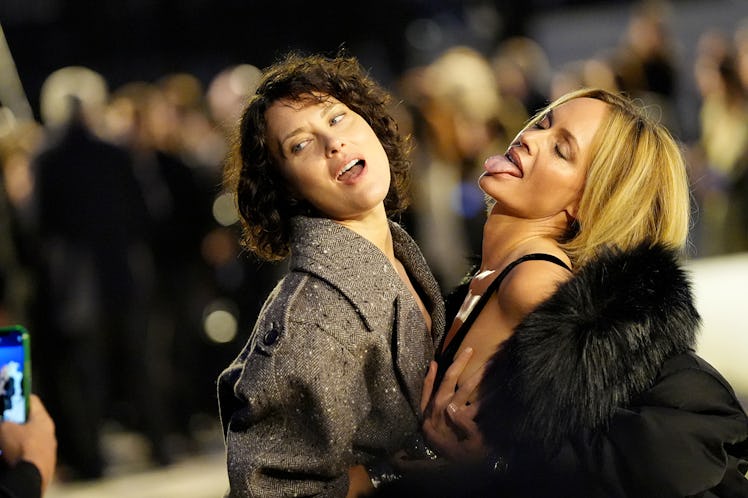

{"left": 377, "top": 243, "right": 748, "bottom": 497}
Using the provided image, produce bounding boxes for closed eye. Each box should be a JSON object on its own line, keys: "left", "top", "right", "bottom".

{"left": 555, "top": 144, "right": 566, "bottom": 160}
{"left": 534, "top": 111, "right": 568, "bottom": 159}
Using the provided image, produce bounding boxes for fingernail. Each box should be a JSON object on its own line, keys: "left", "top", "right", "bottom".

{"left": 447, "top": 403, "right": 457, "bottom": 414}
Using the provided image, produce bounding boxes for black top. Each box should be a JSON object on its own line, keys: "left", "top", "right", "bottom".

{"left": 435, "top": 253, "right": 571, "bottom": 387}
{"left": 376, "top": 243, "right": 748, "bottom": 498}
{"left": 0, "top": 460, "right": 42, "bottom": 498}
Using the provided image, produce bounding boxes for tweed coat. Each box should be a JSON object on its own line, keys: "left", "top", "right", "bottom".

{"left": 217, "top": 216, "right": 446, "bottom": 497}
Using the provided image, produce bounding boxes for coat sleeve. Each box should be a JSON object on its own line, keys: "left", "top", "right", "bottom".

{"left": 548, "top": 358, "right": 748, "bottom": 497}
{"left": 220, "top": 304, "right": 373, "bottom": 497}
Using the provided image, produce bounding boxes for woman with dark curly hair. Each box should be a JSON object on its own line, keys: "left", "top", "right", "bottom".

{"left": 217, "top": 51, "right": 446, "bottom": 497}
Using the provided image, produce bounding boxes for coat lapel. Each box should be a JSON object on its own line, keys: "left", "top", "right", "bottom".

{"left": 289, "top": 216, "right": 445, "bottom": 413}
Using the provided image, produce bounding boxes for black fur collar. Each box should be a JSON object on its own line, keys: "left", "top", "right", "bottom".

{"left": 477, "top": 243, "right": 701, "bottom": 450}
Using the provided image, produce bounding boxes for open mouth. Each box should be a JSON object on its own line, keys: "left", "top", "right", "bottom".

{"left": 483, "top": 149, "right": 523, "bottom": 178}
{"left": 337, "top": 159, "right": 365, "bottom": 181}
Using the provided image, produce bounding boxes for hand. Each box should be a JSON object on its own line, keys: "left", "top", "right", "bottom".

{"left": 346, "top": 464, "right": 374, "bottom": 497}
{"left": 421, "top": 348, "right": 488, "bottom": 461}
{"left": 0, "top": 394, "right": 57, "bottom": 492}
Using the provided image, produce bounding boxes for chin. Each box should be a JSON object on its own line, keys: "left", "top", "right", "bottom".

{"left": 477, "top": 180, "right": 501, "bottom": 205}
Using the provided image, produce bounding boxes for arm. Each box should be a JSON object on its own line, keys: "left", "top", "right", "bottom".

{"left": 420, "top": 259, "right": 570, "bottom": 460}
{"left": 561, "top": 359, "right": 748, "bottom": 497}
{"left": 487, "top": 355, "right": 748, "bottom": 498}
{"left": 420, "top": 349, "right": 486, "bottom": 461}
{"left": 222, "top": 320, "right": 371, "bottom": 497}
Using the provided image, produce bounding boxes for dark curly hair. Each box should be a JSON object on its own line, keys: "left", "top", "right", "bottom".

{"left": 223, "top": 51, "right": 413, "bottom": 261}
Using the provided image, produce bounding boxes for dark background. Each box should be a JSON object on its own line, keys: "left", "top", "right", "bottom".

{"left": 1, "top": 0, "right": 644, "bottom": 120}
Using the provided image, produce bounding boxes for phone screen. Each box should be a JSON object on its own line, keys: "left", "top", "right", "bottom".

{"left": 0, "top": 326, "right": 30, "bottom": 423}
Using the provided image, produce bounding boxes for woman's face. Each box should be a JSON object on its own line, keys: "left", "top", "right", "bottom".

{"left": 265, "top": 94, "right": 391, "bottom": 221}
{"left": 479, "top": 97, "right": 609, "bottom": 221}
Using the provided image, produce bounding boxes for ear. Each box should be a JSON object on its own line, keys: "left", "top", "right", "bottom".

{"left": 563, "top": 210, "right": 575, "bottom": 223}
{"left": 564, "top": 201, "right": 579, "bottom": 222}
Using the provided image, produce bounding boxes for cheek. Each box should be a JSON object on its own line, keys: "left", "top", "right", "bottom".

{"left": 280, "top": 164, "right": 316, "bottom": 199}
{"left": 553, "top": 166, "right": 585, "bottom": 191}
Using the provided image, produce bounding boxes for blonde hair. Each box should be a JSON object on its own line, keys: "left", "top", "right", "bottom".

{"left": 531, "top": 88, "right": 690, "bottom": 267}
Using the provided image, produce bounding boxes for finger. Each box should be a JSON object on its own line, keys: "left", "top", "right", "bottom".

{"left": 28, "top": 394, "right": 42, "bottom": 418}
{"left": 434, "top": 347, "right": 473, "bottom": 406}
{"left": 447, "top": 402, "right": 479, "bottom": 427}
{"left": 450, "top": 363, "right": 486, "bottom": 407}
{"left": 420, "top": 361, "right": 437, "bottom": 414}
{"left": 447, "top": 403, "right": 482, "bottom": 441}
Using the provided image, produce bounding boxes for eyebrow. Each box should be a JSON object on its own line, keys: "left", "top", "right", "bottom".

{"left": 278, "top": 100, "right": 337, "bottom": 151}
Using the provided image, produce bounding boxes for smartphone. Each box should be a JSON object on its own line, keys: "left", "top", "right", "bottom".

{"left": 0, "top": 325, "right": 31, "bottom": 423}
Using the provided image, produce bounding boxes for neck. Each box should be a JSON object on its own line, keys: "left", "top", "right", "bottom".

{"left": 335, "top": 205, "right": 396, "bottom": 262}
{"left": 480, "top": 209, "right": 568, "bottom": 271}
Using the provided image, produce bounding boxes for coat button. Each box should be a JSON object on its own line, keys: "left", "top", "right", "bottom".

{"left": 263, "top": 328, "right": 279, "bottom": 345}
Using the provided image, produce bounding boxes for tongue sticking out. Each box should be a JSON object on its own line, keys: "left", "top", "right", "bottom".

{"left": 484, "top": 155, "right": 522, "bottom": 177}
{"left": 338, "top": 161, "right": 365, "bottom": 182}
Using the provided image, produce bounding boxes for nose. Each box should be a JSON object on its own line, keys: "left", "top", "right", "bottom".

{"left": 324, "top": 135, "right": 344, "bottom": 157}
{"left": 517, "top": 127, "right": 542, "bottom": 154}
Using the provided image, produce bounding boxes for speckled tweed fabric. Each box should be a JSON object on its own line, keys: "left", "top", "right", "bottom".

{"left": 218, "top": 216, "right": 445, "bottom": 497}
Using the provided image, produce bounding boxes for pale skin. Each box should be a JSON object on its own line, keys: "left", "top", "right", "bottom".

{"left": 422, "top": 98, "right": 611, "bottom": 458}
{"left": 266, "top": 94, "right": 432, "bottom": 496}
{"left": 0, "top": 394, "right": 57, "bottom": 493}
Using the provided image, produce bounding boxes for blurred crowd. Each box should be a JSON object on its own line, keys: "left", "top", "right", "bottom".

{"left": 0, "top": 0, "right": 746, "bottom": 485}
{"left": 0, "top": 62, "right": 287, "bottom": 479}
{"left": 398, "top": 0, "right": 748, "bottom": 288}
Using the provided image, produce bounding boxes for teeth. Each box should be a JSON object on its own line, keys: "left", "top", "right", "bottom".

{"left": 339, "top": 159, "right": 359, "bottom": 176}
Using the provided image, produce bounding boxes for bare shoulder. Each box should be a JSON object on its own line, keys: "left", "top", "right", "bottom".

{"left": 497, "top": 255, "right": 573, "bottom": 321}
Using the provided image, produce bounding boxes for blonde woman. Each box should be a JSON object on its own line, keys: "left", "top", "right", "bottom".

{"left": 380, "top": 89, "right": 748, "bottom": 497}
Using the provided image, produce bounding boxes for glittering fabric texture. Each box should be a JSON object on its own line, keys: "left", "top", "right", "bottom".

{"left": 218, "top": 216, "right": 445, "bottom": 497}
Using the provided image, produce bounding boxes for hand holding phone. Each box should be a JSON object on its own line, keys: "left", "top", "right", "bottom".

{"left": 0, "top": 325, "right": 31, "bottom": 424}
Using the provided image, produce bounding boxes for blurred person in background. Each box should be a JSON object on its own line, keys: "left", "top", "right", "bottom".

{"left": 735, "top": 19, "right": 748, "bottom": 92}
{"left": 691, "top": 29, "right": 748, "bottom": 256}
{"left": 400, "top": 46, "right": 518, "bottom": 291}
{"left": 490, "top": 36, "right": 552, "bottom": 117}
{"left": 611, "top": 0, "right": 681, "bottom": 135}
{"left": 204, "top": 62, "right": 289, "bottom": 336}
{"left": 206, "top": 64, "right": 263, "bottom": 140}
{"left": 26, "top": 65, "right": 164, "bottom": 479}
{"left": 0, "top": 111, "right": 43, "bottom": 328}
{"left": 0, "top": 115, "right": 59, "bottom": 490}
{"left": 104, "top": 77, "right": 219, "bottom": 443}
{"left": 548, "top": 56, "right": 621, "bottom": 103}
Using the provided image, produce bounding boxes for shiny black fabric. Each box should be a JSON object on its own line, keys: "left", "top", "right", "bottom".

{"left": 374, "top": 243, "right": 748, "bottom": 497}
